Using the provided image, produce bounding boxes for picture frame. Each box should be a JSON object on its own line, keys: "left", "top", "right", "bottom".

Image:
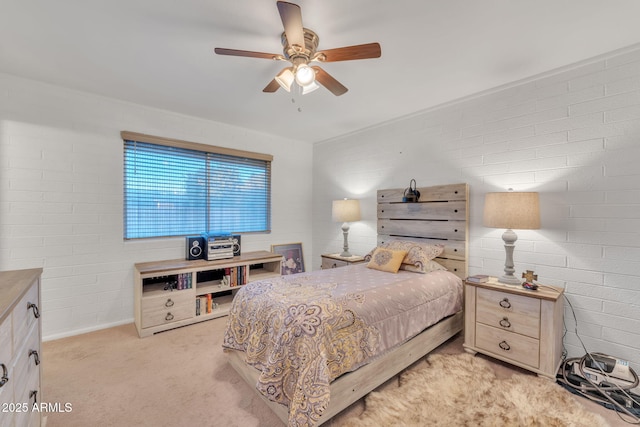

{"left": 271, "top": 242, "right": 305, "bottom": 275}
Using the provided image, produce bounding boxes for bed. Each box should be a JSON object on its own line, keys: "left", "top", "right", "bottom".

{"left": 223, "top": 183, "right": 469, "bottom": 426}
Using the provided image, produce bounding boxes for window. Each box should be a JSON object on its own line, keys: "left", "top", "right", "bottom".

{"left": 122, "top": 132, "right": 271, "bottom": 239}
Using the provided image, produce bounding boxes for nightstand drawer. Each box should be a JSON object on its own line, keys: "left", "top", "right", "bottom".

{"left": 322, "top": 258, "right": 349, "bottom": 269}
{"left": 476, "top": 288, "right": 540, "bottom": 339}
{"left": 475, "top": 323, "right": 540, "bottom": 369}
{"left": 321, "top": 254, "right": 365, "bottom": 269}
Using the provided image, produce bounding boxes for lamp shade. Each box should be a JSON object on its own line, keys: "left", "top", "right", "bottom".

{"left": 301, "top": 80, "right": 320, "bottom": 95}
{"left": 332, "top": 199, "right": 361, "bottom": 223}
{"left": 275, "top": 67, "right": 295, "bottom": 92}
{"left": 483, "top": 192, "right": 540, "bottom": 230}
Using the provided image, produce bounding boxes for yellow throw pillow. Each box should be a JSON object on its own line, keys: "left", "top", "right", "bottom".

{"left": 366, "top": 248, "right": 408, "bottom": 273}
{"left": 364, "top": 240, "right": 445, "bottom": 273}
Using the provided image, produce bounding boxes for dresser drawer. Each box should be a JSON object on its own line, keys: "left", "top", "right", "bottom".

{"left": 476, "top": 287, "right": 540, "bottom": 339}
{"left": 0, "top": 314, "right": 12, "bottom": 371}
{"left": 0, "top": 269, "right": 42, "bottom": 427}
{"left": 12, "top": 323, "right": 40, "bottom": 393}
{"left": 0, "top": 368, "right": 15, "bottom": 427}
{"left": 12, "top": 283, "right": 40, "bottom": 351}
{"left": 141, "top": 291, "right": 194, "bottom": 328}
{"left": 13, "top": 358, "right": 40, "bottom": 427}
{"left": 476, "top": 323, "right": 540, "bottom": 369}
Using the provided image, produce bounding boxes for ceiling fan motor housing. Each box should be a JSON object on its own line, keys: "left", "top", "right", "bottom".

{"left": 281, "top": 28, "right": 320, "bottom": 65}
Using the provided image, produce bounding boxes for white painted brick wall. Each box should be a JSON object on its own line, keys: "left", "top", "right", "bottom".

{"left": 313, "top": 46, "right": 640, "bottom": 372}
{"left": 0, "top": 73, "right": 313, "bottom": 340}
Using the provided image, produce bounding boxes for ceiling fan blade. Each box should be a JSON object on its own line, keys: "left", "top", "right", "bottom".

{"left": 277, "top": 1, "right": 305, "bottom": 50}
{"left": 311, "top": 66, "right": 348, "bottom": 96}
{"left": 214, "top": 48, "right": 281, "bottom": 60}
{"left": 263, "top": 79, "right": 281, "bottom": 93}
{"left": 316, "top": 42, "right": 382, "bottom": 62}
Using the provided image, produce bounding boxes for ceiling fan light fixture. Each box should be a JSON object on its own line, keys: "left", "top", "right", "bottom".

{"left": 215, "top": 2, "right": 382, "bottom": 97}
{"left": 301, "top": 80, "right": 319, "bottom": 95}
{"left": 275, "top": 67, "right": 295, "bottom": 92}
{"left": 295, "top": 63, "right": 315, "bottom": 86}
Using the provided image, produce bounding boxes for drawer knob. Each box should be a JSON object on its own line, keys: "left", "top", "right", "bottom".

{"left": 165, "top": 298, "right": 175, "bottom": 308}
{"left": 0, "top": 363, "right": 8, "bottom": 388}
{"left": 332, "top": 263, "right": 337, "bottom": 268}
{"left": 499, "top": 298, "right": 511, "bottom": 309}
{"left": 499, "top": 317, "right": 511, "bottom": 329}
{"left": 29, "top": 350, "right": 40, "bottom": 366}
{"left": 27, "top": 302, "right": 40, "bottom": 319}
{"left": 499, "top": 340, "right": 511, "bottom": 351}
{"left": 165, "top": 312, "right": 174, "bottom": 321}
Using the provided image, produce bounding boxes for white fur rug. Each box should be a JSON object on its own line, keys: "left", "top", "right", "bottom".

{"left": 339, "top": 353, "right": 609, "bottom": 427}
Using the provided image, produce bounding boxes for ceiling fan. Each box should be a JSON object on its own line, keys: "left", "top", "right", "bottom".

{"left": 214, "top": 1, "right": 381, "bottom": 96}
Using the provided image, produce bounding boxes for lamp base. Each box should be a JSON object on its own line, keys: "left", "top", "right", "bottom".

{"left": 499, "top": 228, "right": 521, "bottom": 287}
{"left": 339, "top": 251, "right": 352, "bottom": 258}
{"left": 340, "top": 222, "right": 352, "bottom": 259}
{"left": 497, "top": 275, "right": 522, "bottom": 287}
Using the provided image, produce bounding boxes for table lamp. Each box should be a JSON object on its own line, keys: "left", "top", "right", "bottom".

{"left": 483, "top": 191, "right": 540, "bottom": 285}
{"left": 332, "top": 199, "right": 361, "bottom": 257}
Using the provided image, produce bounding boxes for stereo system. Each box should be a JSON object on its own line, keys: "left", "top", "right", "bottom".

{"left": 186, "top": 233, "right": 241, "bottom": 261}
{"left": 204, "top": 234, "right": 234, "bottom": 260}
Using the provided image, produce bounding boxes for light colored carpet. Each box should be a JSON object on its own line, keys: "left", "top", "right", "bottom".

{"left": 338, "top": 352, "right": 608, "bottom": 427}
{"left": 41, "top": 317, "right": 626, "bottom": 426}
{"left": 42, "top": 318, "right": 283, "bottom": 427}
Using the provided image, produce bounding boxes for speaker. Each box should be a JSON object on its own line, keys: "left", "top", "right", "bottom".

{"left": 231, "top": 234, "right": 241, "bottom": 257}
{"left": 186, "top": 236, "right": 205, "bottom": 260}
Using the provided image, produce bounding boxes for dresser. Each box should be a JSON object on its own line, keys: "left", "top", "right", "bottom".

{"left": 0, "top": 269, "right": 43, "bottom": 427}
{"left": 463, "top": 278, "right": 564, "bottom": 379}
{"left": 320, "top": 253, "right": 365, "bottom": 269}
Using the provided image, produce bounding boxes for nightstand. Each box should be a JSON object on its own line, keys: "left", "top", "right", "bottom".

{"left": 321, "top": 253, "right": 365, "bottom": 269}
{"left": 463, "top": 277, "right": 564, "bottom": 379}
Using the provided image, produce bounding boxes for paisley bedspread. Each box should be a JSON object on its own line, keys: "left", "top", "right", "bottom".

{"left": 223, "top": 265, "right": 463, "bottom": 427}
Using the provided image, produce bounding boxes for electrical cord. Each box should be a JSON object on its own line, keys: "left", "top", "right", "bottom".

{"left": 534, "top": 282, "right": 571, "bottom": 359}
{"left": 557, "top": 294, "right": 640, "bottom": 424}
{"left": 536, "top": 283, "right": 561, "bottom": 293}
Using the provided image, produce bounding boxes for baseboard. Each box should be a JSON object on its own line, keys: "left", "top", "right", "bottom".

{"left": 42, "top": 318, "right": 134, "bottom": 342}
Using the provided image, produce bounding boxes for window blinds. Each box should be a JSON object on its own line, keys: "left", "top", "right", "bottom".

{"left": 123, "top": 139, "right": 271, "bottom": 239}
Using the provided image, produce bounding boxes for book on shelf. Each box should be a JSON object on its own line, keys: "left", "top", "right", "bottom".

{"left": 195, "top": 297, "right": 201, "bottom": 316}
{"left": 235, "top": 265, "right": 245, "bottom": 286}
{"left": 206, "top": 294, "right": 212, "bottom": 314}
{"left": 466, "top": 274, "right": 490, "bottom": 283}
{"left": 224, "top": 268, "right": 231, "bottom": 286}
{"left": 176, "top": 273, "right": 192, "bottom": 290}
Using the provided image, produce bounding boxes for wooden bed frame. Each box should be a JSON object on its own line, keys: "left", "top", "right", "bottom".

{"left": 225, "top": 183, "right": 469, "bottom": 425}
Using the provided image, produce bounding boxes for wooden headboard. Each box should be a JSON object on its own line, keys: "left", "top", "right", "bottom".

{"left": 377, "top": 183, "right": 469, "bottom": 280}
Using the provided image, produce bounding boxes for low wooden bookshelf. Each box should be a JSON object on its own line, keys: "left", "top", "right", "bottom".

{"left": 134, "top": 250, "right": 282, "bottom": 338}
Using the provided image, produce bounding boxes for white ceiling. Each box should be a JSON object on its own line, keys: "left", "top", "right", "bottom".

{"left": 2, "top": 1, "right": 640, "bottom": 143}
